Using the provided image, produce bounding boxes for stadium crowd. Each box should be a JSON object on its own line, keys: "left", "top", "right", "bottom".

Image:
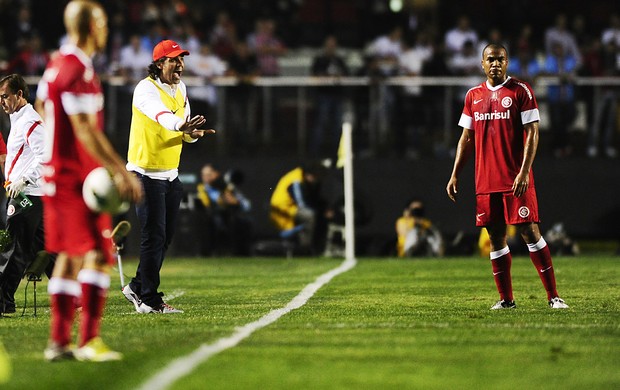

{"left": 0, "top": 0, "right": 619, "bottom": 159}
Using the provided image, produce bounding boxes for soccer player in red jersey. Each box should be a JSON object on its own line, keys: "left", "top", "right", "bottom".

{"left": 36, "top": 0, "right": 142, "bottom": 361}
{"left": 446, "top": 43, "right": 569, "bottom": 310}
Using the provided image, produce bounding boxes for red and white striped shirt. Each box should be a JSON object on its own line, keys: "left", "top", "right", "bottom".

{"left": 5, "top": 103, "right": 46, "bottom": 196}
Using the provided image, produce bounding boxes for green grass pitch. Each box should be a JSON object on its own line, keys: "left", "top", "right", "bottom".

{"left": 0, "top": 255, "right": 618, "bottom": 389}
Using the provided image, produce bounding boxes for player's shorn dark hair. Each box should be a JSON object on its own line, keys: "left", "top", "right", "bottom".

{"left": 481, "top": 43, "right": 508, "bottom": 57}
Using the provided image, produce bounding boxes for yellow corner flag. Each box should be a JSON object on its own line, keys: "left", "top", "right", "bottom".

{"left": 336, "top": 125, "right": 348, "bottom": 169}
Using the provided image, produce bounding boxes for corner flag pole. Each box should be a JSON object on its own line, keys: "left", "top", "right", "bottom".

{"left": 341, "top": 121, "right": 355, "bottom": 261}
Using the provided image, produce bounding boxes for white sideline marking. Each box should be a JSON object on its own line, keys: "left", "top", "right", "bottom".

{"left": 138, "top": 257, "right": 357, "bottom": 390}
{"left": 164, "top": 289, "right": 185, "bottom": 302}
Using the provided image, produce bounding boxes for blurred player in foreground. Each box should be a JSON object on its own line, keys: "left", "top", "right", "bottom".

{"left": 37, "top": 0, "right": 142, "bottom": 361}
{"left": 446, "top": 43, "right": 569, "bottom": 310}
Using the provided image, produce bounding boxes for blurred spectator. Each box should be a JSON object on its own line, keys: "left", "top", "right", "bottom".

{"left": 3, "top": 34, "right": 49, "bottom": 76}
{"left": 366, "top": 26, "right": 404, "bottom": 154}
{"left": 449, "top": 39, "right": 481, "bottom": 139}
{"left": 587, "top": 16, "right": 620, "bottom": 158}
{"left": 225, "top": 41, "right": 260, "bottom": 154}
{"left": 544, "top": 14, "right": 582, "bottom": 67}
{"left": 448, "top": 40, "right": 480, "bottom": 76}
{"left": 368, "top": 25, "right": 403, "bottom": 77}
{"left": 601, "top": 13, "right": 620, "bottom": 47}
{"left": 141, "top": 0, "right": 162, "bottom": 25}
{"left": 444, "top": 15, "right": 478, "bottom": 59}
{"left": 395, "top": 198, "right": 444, "bottom": 257}
{"left": 247, "top": 17, "right": 287, "bottom": 76}
{"left": 507, "top": 44, "right": 542, "bottom": 83}
{"left": 140, "top": 20, "right": 167, "bottom": 53}
{"left": 270, "top": 160, "right": 330, "bottom": 254}
{"left": 571, "top": 14, "right": 592, "bottom": 53}
{"left": 210, "top": 11, "right": 238, "bottom": 61}
{"left": 513, "top": 24, "right": 535, "bottom": 54}
{"left": 309, "top": 35, "right": 350, "bottom": 158}
{"left": 160, "top": 0, "right": 190, "bottom": 28}
{"left": 5, "top": 5, "right": 36, "bottom": 54}
{"left": 184, "top": 42, "right": 227, "bottom": 129}
{"left": 571, "top": 14, "right": 597, "bottom": 133}
{"left": 170, "top": 23, "right": 201, "bottom": 54}
{"left": 420, "top": 41, "right": 451, "bottom": 156}
{"left": 118, "top": 34, "right": 152, "bottom": 82}
{"left": 544, "top": 42, "right": 578, "bottom": 158}
{"left": 397, "top": 31, "right": 434, "bottom": 159}
{"left": 477, "top": 27, "right": 507, "bottom": 57}
{"left": 196, "top": 163, "right": 254, "bottom": 256}
{"left": 107, "top": 11, "right": 129, "bottom": 74}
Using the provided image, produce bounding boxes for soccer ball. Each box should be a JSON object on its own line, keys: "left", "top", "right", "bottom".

{"left": 82, "top": 167, "right": 130, "bottom": 214}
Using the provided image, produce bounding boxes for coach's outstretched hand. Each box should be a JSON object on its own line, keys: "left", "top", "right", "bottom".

{"left": 179, "top": 115, "right": 216, "bottom": 139}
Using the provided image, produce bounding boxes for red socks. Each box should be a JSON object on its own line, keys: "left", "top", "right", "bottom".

{"left": 527, "top": 237, "right": 559, "bottom": 300}
{"left": 77, "top": 270, "right": 110, "bottom": 347}
{"left": 48, "top": 278, "right": 81, "bottom": 347}
{"left": 490, "top": 247, "right": 513, "bottom": 301}
{"left": 48, "top": 270, "right": 110, "bottom": 347}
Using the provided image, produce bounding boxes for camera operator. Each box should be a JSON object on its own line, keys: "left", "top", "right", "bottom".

{"left": 196, "top": 163, "right": 253, "bottom": 256}
{"left": 395, "top": 198, "right": 444, "bottom": 257}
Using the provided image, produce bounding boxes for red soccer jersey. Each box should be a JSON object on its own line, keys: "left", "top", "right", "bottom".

{"left": 458, "top": 76, "right": 540, "bottom": 194}
{"left": 38, "top": 44, "right": 103, "bottom": 184}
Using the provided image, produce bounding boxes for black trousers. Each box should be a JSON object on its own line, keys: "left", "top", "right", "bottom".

{"left": 0, "top": 195, "right": 48, "bottom": 312}
{"left": 129, "top": 174, "right": 183, "bottom": 307}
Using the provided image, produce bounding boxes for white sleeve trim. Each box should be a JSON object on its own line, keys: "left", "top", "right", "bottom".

{"left": 458, "top": 113, "right": 473, "bottom": 129}
{"left": 60, "top": 92, "right": 104, "bottom": 115}
{"left": 521, "top": 108, "right": 540, "bottom": 124}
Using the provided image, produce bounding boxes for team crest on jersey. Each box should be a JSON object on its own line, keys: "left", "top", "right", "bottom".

{"left": 501, "top": 96, "right": 513, "bottom": 108}
{"left": 518, "top": 206, "right": 530, "bottom": 218}
{"left": 7, "top": 204, "right": 15, "bottom": 217}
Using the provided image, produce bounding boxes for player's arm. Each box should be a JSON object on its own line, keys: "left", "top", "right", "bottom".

{"left": 446, "top": 128, "right": 475, "bottom": 202}
{"left": 512, "top": 121, "right": 539, "bottom": 198}
{"left": 68, "top": 113, "right": 142, "bottom": 204}
{"left": 34, "top": 78, "right": 48, "bottom": 118}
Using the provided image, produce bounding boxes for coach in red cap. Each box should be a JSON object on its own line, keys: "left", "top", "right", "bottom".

{"left": 152, "top": 39, "right": 190, "bottom": 61}
{"left": 123, "top": 39, "right": 215, "bottom": 314}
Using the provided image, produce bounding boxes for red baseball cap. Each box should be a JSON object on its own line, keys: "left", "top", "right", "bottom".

{"left": 152, "top": 40, "right": 190, "bottom": 61}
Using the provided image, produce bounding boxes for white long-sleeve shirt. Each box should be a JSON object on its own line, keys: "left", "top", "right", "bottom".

{"left": 5, "top": 103, "right": 46, "bottom": 196}
{"left": 126, "top": 76, "right": 198, "bottom": 181}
